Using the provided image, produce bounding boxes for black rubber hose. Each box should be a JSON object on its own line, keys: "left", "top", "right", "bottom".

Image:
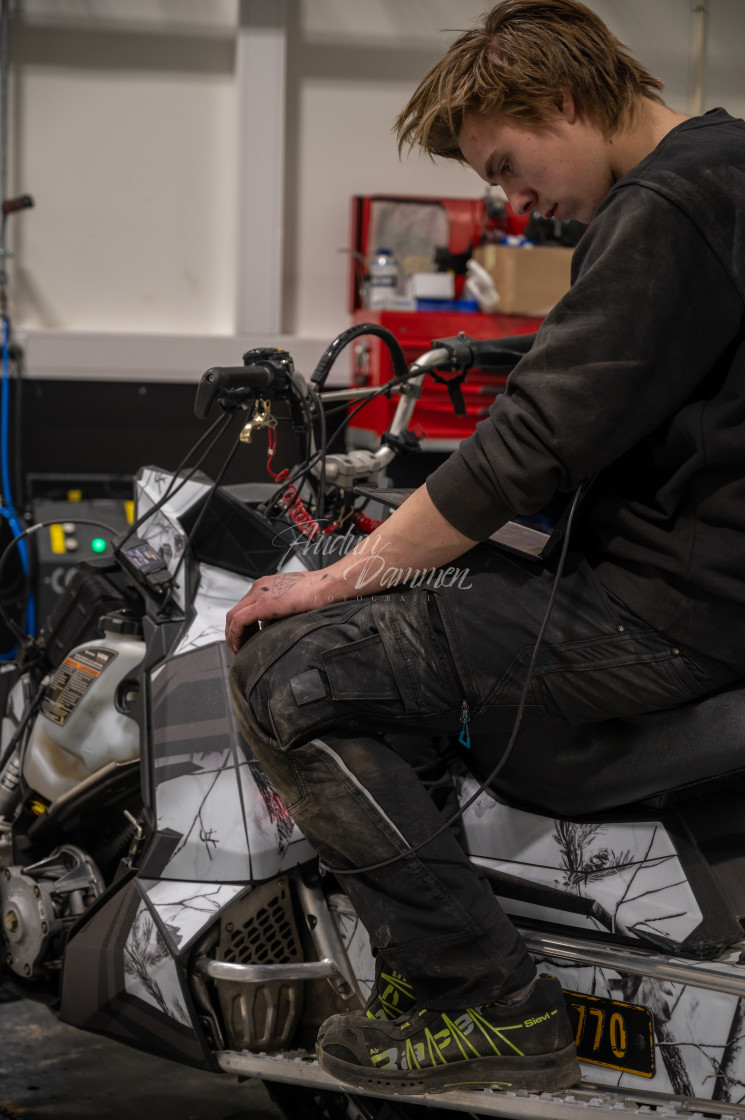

{"left": 311, "top": 322, "right": 409, "bottom": 389}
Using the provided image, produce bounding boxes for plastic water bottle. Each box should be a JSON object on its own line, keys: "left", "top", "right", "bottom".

{"left": 366, "top": 248, "right": 399, "bottom": 309}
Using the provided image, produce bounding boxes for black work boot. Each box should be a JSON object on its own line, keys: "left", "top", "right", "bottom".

{"left": 363, "top": 958, "right": 417, "bottom": 1021}
{"left": 316, "top": 974, "right": 580, "bottom": 1096}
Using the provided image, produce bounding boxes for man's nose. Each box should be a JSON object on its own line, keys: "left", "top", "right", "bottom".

{"left": 506, "top": 187, "right": 537, "bottom": 216}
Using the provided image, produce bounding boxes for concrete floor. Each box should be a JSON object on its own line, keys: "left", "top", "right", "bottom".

{"left": 0, "top": 996, "right": 285, "bottom": 1120}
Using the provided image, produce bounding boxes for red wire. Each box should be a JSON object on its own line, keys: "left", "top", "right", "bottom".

{"left": 352, "top": 510, "right": 382, "bottom": 533}
{"left": 266, "top": 428, "right": 288, "bottom": 482}
{"left": 266, "top": 430, "right": 319, "bottom": 538}
{"left": 265, "top": 430, "right": 382, "bottom": 541}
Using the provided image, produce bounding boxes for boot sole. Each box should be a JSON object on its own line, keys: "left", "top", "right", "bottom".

{"left": 317, "top": 1041, "right": 581, "bottom": 1096}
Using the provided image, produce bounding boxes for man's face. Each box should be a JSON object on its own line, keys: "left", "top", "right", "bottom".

{"left": 458, "top": 97, "right": 614, "bottom": 225}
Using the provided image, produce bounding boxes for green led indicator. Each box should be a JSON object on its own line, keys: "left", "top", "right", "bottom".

{"left": 90, "top": 537, "right": 107, "bottom": 554}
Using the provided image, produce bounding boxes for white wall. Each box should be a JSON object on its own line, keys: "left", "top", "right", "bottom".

{"left": 6, "top": 0, "right": 745, "bottom": 379}
{"left": 10, "top": 0, "right": 238, "bottom": 336}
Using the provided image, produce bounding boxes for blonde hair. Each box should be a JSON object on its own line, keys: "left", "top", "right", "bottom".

{"left": 395, "top": 0, "right": 664, "bottom": 160}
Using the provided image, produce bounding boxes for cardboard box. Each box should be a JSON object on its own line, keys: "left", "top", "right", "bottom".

{"left": 473, "top": 244, "right": 573, "bottom": 315}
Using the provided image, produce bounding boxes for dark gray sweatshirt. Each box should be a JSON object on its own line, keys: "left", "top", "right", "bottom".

{"left": 426, "top": 109, "right": 745, "bottom": 669}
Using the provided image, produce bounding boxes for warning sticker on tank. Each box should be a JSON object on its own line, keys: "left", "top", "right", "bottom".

{"left": 40, "top": 647, "right": 118, "bottom": 726}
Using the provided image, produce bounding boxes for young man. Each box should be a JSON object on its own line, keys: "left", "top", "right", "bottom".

{"left": 228, "top": 0, "right": 745, "bottom": 1096}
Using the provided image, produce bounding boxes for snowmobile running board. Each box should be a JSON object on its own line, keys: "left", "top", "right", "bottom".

{"left": 217, "top": 1049, "right": 745, "bottom": 1120}
{"left": 215, "top": 928, "right": 745, "bottom": 1120}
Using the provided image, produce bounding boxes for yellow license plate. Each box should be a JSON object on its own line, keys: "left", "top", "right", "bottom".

{"left": 564, "top": 990, "right": 655, "bottom": 1078}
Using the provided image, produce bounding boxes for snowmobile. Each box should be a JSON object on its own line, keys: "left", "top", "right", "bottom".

{"left": 0, "top": 323, "right": 744, "bottom": 1120}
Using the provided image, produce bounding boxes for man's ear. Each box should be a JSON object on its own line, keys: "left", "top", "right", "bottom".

{"left": 554, "top": 91, "right": 577, "bottom": 123}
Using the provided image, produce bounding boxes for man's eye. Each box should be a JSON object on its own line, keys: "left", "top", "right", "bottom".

{"left": 500, "top": 161, "right": 511, "bottom": 177}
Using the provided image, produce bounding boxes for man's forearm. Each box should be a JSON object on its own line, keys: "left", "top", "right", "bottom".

{"left": 225, "top": 485, "right": 482, "bottom": 650}
{"left": 312, "top": 484, "right": 480, "bottom": 602}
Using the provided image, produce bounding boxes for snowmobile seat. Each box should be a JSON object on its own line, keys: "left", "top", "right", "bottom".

{"left": 491, "top": 679, "right": 745, "bottom": 817}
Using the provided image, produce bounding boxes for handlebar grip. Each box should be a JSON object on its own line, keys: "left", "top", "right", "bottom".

{"left": 468, "top": 333, "right": 537, "bottom": 369}
{"left": 194, "top": 364, "right": 282, "bottom": 419}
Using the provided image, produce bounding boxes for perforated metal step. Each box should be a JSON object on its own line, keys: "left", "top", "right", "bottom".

{"left": 217, "top": 1049, "right": 745, "bottom": 1120}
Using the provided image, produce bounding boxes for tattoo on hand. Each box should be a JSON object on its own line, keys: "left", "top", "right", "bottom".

{"left": 272, "top": 572, "right": 307, "bottom": 598}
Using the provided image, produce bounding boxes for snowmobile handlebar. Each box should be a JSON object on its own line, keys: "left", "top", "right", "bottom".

{"left": 195, "top": 350, "right": 297, "bottom": 419}
{"left": 429, "top": 331, "right": 537, "bottom": 372}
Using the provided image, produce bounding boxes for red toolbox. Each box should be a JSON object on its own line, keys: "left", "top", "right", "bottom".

{"left": 348, "top": 195, "right": 541, "bottom": 448}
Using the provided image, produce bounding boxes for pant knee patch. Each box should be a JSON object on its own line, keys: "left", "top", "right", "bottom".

{"left": 290, "top": 668, "right": 327, "bottom": 706}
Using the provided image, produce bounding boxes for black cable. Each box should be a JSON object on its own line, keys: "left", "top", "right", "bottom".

{"left": 0, "top": 674, "right": 44, "bottom": 781}
{"left": 307, "top": 381, "right": 327, "bottom": 523}
{"left": 318, "top": 483, "right": 586, "bottom": 878}
{"left": 0, "top": 568, "right": 26, "bottom": 602}
{"left": 258, "top": 373, "right": 420, "bottom": 570}
{"left": 123, "top": 409, "right": 232, "bottom": 540}
{"left": 119, "top": 410, "right": 234, "bottom": 548}
{"left": 252, "top": 373, "right": 323, "bottom": 519}
{"left": 311, "top": 323, "right": 409, "bottom": 390}
{"left": 0, "top": 411, "right": 235, "bottom": 646}
{"left": 291, "top": 378, "right": 323, "bottom": 517}
{"left": 329, "top": 384, "right": 401, "bottom": 444}
{"left": 160, "top": 424, "right": 246, "bottom": 609}
{"left": 0, "top": 518, "right": 120, "bottom": 644}
{"left": 322, "top": 397, "right": 369, "bottom": 419}
{"left": 260, "top": 375, "right": 414, "bottom": 523}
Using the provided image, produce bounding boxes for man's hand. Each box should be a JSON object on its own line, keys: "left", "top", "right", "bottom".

{"left": 225, "top": 570, "right": 321, "bottom": 653}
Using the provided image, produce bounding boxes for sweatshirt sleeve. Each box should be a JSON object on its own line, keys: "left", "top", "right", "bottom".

{"left": 426, "top": 183, "right": 744, "bottom": 539}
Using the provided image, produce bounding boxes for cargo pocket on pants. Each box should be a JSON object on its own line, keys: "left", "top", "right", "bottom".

{"left": 536, "top": 634, "right": 704, "bottom": 727}
{"left": 323, "top": 633, "right": 406, "bottom": 713}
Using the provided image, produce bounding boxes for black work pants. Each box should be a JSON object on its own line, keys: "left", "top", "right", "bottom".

{"left": 230, "top": 547, "right": 735, "bottom": 1010}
